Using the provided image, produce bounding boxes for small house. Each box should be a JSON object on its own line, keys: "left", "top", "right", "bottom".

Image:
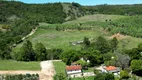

{"left": 66, "top": 65, "right": 82, "bottom": 75}
{"left": 102, "top": 66, "right": 120, "bottom": 75}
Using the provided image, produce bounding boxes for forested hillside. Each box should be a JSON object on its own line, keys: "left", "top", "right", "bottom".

{"left": 0, "top": 1, "right": 66, "bottom": 59}
{"left": 83, "top": 4, "right": 142, "bottom": 15}
{"left": 0, "top": 1, "right": 66, "bottom": 24}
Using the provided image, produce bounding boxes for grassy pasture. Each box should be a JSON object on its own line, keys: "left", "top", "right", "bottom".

{"left": 13, "top": 28, "right": 106, "bottom": 51}
{"left": 0, "top": 60, "right": 40, "bottom": 70}
{"left": 64, "top": 14, "right": 126, "bottom": 24}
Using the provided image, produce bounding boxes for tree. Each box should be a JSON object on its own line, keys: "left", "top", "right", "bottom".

{"left": 60, "top": 50, "right": 79, "bottom": 65}
{"left": 131, "top": 60, "right": 142, "bottom": 76}
{"left": 110, "top": 37, "right": 118, "bottom": 52}
{"left": 18, "top": 40, "right": 35, "bottom": 61}
{"left": 116, "top": 53, "right": 131, "bottom": 70}
{"left": 94, "top": 36, "right": 111, "bottom": 54}
{"left": 103, "top": 52, "right": 115, "bottom": 61}
{"left": 125, "top": 43, "right": 142, "bottom": 60}
{"left": 120, "top": 70, "right": 129, "bottom": 79}
{"left": 46, "top": 48, "right": 63, "bottom": 60}
{"left": 35, "top": 42, "right": 47, "bottom": 61}
{"left": 76, "top": 60, "right": 88, "bottom": 69}
{"left": 87, "top": 49, "right": 103, "bottom": 66}
{"left": 83, "top": 37, "right": 90, "bottom": 48}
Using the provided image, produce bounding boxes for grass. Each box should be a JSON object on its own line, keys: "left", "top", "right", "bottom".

{"left": 0, "top": 60, "right": 40, "bottom": 70}
{"left": 118, "top": 36, "right": 142, "bottom": 50}
{"left": 64, "top": 14, "right": 126, "bottom": 24}
{"left": 13, "top": 28, "right": 106, "bottom": 52}
{"left": 71, "top": 76, "right": 94, "bottom": 80}
{"left": 53, "top": 61, "right": 66, "bottom": 74}
{"left": 13, "top": 14, "right": 142, "bottom": 53}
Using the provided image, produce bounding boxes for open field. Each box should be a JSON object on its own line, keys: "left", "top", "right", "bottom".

{"left": 13, "top": 28, "right": 106, "bottom": 52}
{"left": 64, "top": 14, "right": 127, "bottom": 24}
{"left": 0, "top": 60, "right": 40, "bottom": 70}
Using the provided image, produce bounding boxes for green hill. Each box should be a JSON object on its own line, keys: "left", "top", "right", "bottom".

{"left": 13, "top": 14, "right": 142, "bottom": 53}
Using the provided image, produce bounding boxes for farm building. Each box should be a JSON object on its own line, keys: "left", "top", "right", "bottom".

{"left": 66, "top": 65, "right": 82, "bottom": 77}
{"left": 102, "top": 66, "right": 120, "bottom": 75}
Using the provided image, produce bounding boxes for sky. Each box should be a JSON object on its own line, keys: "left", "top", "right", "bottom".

{"left": 16, "top": 0, "right": 142, "bottom": 5}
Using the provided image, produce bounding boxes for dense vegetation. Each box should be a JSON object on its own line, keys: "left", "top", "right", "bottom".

{"left": 0, "top": 1, "right": 66, "bottom": 59}
{"left": 0, "top": 74, "right": 39, "bottom": 80}
{"left": 83, "top": 4, "right": 142, "bottom": 15}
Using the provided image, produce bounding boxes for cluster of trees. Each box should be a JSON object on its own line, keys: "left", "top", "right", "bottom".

{"left": 60, "top": 36, "right": 142, "bottom": 77}
{"left": 12, "top": 40, "right": 63, "bottom": 61}
{"left": 60, "top": 36, "right": 119, "bottom": 66}
{"left": 0, "top": 1, "right": 66, "bottom": 24}
{"left": 0, "top": 74, "right": 39, "bottom": 80}
{"left": 124, "top": 43, "right": 142, "bottom": 76}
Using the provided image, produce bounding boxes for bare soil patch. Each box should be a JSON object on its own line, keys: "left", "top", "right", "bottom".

{"left": 108, "top": 33, "right": 128, "bottom": 40}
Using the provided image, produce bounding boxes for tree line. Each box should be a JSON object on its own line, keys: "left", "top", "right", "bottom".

{"left": 12, "top": 40, "right": 63, "bottom": 61}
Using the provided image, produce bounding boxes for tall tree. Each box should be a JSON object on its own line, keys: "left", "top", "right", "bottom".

{"left": 35, "top": 42, "right": 47, "bottom": 61}
{"left": 116, "top": 53, "right": 131, "bottom": 70}
{"left": 18, "top": 40, "right": 35, "bottom": 61}
{"left": 95, "top": 36, "right": 110, "bottom": 54}
{"left": 83, "top": 37, "right": 90, "bottom": 48}
{"left": 60, "top": 50, "right": 79, "bottom": 65}
{"left": 110, "top": 37, "right": 118, "bottom": 52}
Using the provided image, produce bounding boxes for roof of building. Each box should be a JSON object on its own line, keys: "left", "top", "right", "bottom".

{"left": 66, "top": 65, "right": 82, "bottom": 71}
{"left": 105, "top": 66, "right": 117, "bottom": 71}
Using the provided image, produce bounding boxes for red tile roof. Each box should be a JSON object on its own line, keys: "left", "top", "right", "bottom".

{"left": 105, "top": 66, "right": 117, "bottom": 71}
{"left": 66, "top": 65, "right": 82, "bottom": 71}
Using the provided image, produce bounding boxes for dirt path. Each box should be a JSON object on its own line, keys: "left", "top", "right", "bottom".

{"left": 40, "top": 60, "right": 55, "bottom": 80}
{"left": 0, "top": 60, "right": 55, "bottom": 80}
{"left": 22, "top": 27, "right": 37, "bottom": 40}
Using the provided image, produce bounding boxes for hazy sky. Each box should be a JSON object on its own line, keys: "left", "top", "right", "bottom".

{"left": 16, "top": 0, "right": 142, "bottom": 5}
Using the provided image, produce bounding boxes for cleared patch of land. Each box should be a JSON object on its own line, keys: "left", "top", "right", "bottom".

{"left": 0, "top": 60, "right": 40, "bottom": 70}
